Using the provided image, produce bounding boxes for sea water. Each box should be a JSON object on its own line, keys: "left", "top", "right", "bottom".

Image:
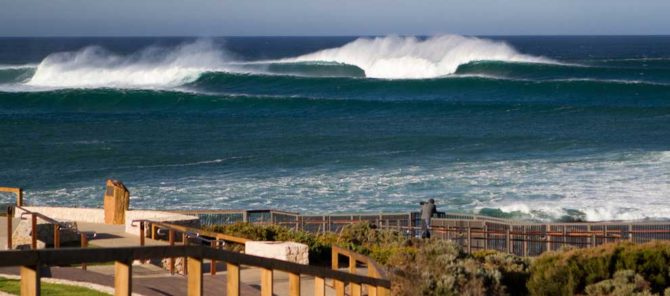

{"left": 0, "top": 36, "right": 669, "bottom": 221}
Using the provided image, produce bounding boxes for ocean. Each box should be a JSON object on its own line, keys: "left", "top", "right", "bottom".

{"left": 0, "top": 35, "right": 669, "bottom": 221}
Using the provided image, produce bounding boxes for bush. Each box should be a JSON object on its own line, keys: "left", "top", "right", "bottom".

{"left": 527, "top": 241, "right": 670, "bottom": 296}
{"left": 585, "top": 270, "right": 653, "bottom": 296}
{"left": 205, "top": 223, "right": 337, "bottom": 265}
{"left": 386, "top": 239, "right": 512, "bottom": 296}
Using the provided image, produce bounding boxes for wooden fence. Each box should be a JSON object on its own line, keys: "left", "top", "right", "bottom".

{"left": 174, "top": 209, "right": 670, "bottom": 256}
{"left": 0, "top": 245, "right": 391, "bottom": 296}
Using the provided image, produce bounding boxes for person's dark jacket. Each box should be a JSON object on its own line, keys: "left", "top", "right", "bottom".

{"left": 421, "top": 202, "right": 437, "bottom": 221}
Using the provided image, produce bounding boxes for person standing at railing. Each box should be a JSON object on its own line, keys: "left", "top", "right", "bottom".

{"left": 420, "top": 198, "right": 437, "bottom": 238}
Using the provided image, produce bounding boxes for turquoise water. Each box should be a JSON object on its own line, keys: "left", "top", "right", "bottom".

{"left": 1, "top": 36, "right": 669, "bottom": 221}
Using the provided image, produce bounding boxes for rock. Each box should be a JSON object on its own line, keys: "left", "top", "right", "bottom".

{"left": 245, "top": 241, "right": 309, "bottom": 265}
{"left": 11, "top": 219, "right": 80, "bottom": 249}
{"left": 161, "top": 257, "right": 187, "bottom": 275}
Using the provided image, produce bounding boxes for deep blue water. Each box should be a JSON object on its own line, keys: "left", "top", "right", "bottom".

{"left": 1, "top": 36, "right": 669, "bottom": 221}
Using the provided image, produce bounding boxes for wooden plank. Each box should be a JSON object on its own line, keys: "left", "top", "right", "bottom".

{"left": 226, "top": 263, "right": 240, "bottom": 296}
{"left": 187, "top": 256, "right": 203, "bottom": 296}
{"left": 31, "top": 214, "right": 36, "bottom": 250}
{"left": 351, "top": 283, "right": 362, "bottom": 296}
{"left": 7, "top": 206, "right": 12, "bottom": 250}
{"left": 377, "top": 286, "right": 391, "bottom": 296}
{"left": 288, "top": 272, "right": 300, "bottom": 296}
{"left": 53, "top": 225, "right": 60, "bottom": 249}
{"left": 335, "top": 280, "right": 345, "bottom": 296}
{"left": 314, "top": 276, "right": 325, "bottom": 296}
{"left": 210, "top": 241, "right": 217, "bottom": 275}
{"left": 114, "top": 261, "right": 132, "bottom": 296}
{"left": 260, "top": 268, "right": 273, "bottom": 296}
{"left": 20, "top": 265, "right": 40, "bottom": 296}
{"left": 169, "top": 230, "right": 175, "bottom": 274}
{"left": 80, "top": 233, "right": 88, "bottom": 270}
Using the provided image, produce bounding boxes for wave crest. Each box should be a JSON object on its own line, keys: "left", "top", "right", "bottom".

{"left": 26, "top": 40, "right": 232, "bottom": 88}
{"left": 284, "top": 35, "right": 552, "bottom": 79}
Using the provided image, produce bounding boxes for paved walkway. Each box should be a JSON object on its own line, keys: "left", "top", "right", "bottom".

{"left": 1, "top": 217, "right": 341, "bottom": 295}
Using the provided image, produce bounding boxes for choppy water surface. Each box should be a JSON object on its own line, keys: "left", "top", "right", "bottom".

{"left": 1, "top": 36, "right": 669, "bottom": 221}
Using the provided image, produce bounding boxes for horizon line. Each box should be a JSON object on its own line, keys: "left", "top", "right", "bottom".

{"left": 1, "top": 34, "right": 670, "bottom": 38}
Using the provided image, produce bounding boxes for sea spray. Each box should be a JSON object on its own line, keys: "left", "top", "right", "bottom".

{"left": 284, "top": 35, "right": 552, "bottom": 79}
{"left": 26, "top": 39, "right": 234, "bottom": 88}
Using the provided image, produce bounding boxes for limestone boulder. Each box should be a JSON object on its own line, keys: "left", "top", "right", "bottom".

{"left": 245, "top": 241, "right": 309, "bottom": 265}
{"left": 11, "top": 219, "right": 80, "bottom": 249}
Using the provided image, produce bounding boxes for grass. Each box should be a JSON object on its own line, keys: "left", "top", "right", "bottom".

{"left": 0, "top": 277, "right": 110, "bottom": 296}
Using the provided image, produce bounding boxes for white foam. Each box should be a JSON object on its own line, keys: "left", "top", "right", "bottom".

{"left": 282, "top": 35, "right": 553, "bottom": 79}
{"left": 26, "top": 40, "right": 233, "bottom": 89}
{"left": 0, "top": 64, "right": 37, "bottom": 70}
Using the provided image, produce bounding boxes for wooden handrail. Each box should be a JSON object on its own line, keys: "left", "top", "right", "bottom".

{"left": 0, "top": 245, "right": 391, "bottom": 296}
{"left": 0, "top": 186, "right": 23, "bottom": 206}
{"left": 133, "top": 219, "right": 249, "bottom": 245}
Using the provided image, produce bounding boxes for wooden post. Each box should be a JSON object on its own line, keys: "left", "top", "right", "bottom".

{"left": 210, "top": 241, "right": 217, "bottom": 275}
{"left": 314, "top": 276, "right": 325, "bottom": 296}
{"left": 523, "top": 226, "right": 528, "bottom": 257}
{"left": 81, "top": 233, "right": 88, "bottom": 270}
{"left": 17, "top": 188, "right": 23, "bottom": 207}
{"left": 53, "top": 224, "right": 60, "bottom": 249}
{"left": 114, "top": 261, "right": 132, "bottom": 296}
{"left": 335, "top": 280, "right": 345, "bottom": 296}
{"left": 7, "top": 206, "right": 12, "bottom": 250}
{"left": 187, "top": 257, "right": 203, "bottom": 296}
{"left": 31, "top": 214, "right": 37, "bottom": 250}
{"left": 288, "top": 272, "right": 300, "bottom": 296}
{"left": 467, "top": 226, "right": 472, "bottom": 253}
{"left": 20, "top": 265, "right": 40, "bottom": 296}
{"left": 351, "top": 282, "right": 362, "bottom": 296}
{"left": 331, "top": 249, "right": 339, "bottom": 270}
{"left": 151, "top": 224, "right": 157, "bottom": 240}
{"left": 226, "top": 263, "right": 240, "bottom": 296}
{"left": 546, "top": 225, "right": 551, "bottom": 252}
{"left": 182, "top": 233, "right": 188, "bottom": 275}
{"left": 377, "top": 286, "right": 391, "bottom": 296}
{"left": 367, "top": 264, "right": 378, "bottom": 296}
{"left": 139, "top": 222, "right": 145, "bottom": 246}
{"left": 591, "top": 234, "right": 596, "bottom": 248}
{"left": 169, "top": 230, "right": 175, "bottom": 274}
{"left": 506, "top": 229, "right": 511, "bottom": 254}
{"left": 260, "top": 268, "right": 273, "bottom": 296}
{"left": 484, "top": 225, "right": 488, "bottom": 250}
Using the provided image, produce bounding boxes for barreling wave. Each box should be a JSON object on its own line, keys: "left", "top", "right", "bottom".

{"left": 282, "top": 35, "right": 553, "bottom": 79}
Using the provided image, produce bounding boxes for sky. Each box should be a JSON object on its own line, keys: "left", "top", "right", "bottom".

{"left": 1, "top": 0, "right": 669, "bottom": 36}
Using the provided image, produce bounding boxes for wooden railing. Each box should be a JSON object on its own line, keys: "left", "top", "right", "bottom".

{"left": 0, "top": 186, "right": 23, "bottom": 207}
{"left": 0, "top": 245, "right": 391, "bottom": 296}
{"left": 133, "top": 219, "right": 249, "bottom": 275}
{"left": 331, "top": 245, "right": 389, "bottom": 296}
{"left": 7, "top": 206, "right": 93, "bottom": 256}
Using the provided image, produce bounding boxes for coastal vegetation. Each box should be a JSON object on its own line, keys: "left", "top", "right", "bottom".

{"left": 209, "top": 222, "right": 670, "bottom": 295}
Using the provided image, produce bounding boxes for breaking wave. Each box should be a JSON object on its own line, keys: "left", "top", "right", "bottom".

{"left": 25, "top": 40, "right": 235, "bottom": 88}
{"left": 284, "top": 35, "right": 553, "bottom": 79}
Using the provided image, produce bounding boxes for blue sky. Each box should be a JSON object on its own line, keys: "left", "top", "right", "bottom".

{"left": 1, "top": 0, "right": 669, "bottom": 36}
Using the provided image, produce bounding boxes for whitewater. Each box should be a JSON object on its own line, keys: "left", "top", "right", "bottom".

{"left": 9, "top": 35, "right": 558, "bottom": 90}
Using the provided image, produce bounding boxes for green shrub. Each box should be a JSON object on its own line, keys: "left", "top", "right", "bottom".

{"left": 386, "top": 238, "right": 510, "bottom": 296}
{"left": 527, "top": 241, "right": 670, "bottom": 296}
{"left": 585, "top": 269, "right": 653, "bottom": 296}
